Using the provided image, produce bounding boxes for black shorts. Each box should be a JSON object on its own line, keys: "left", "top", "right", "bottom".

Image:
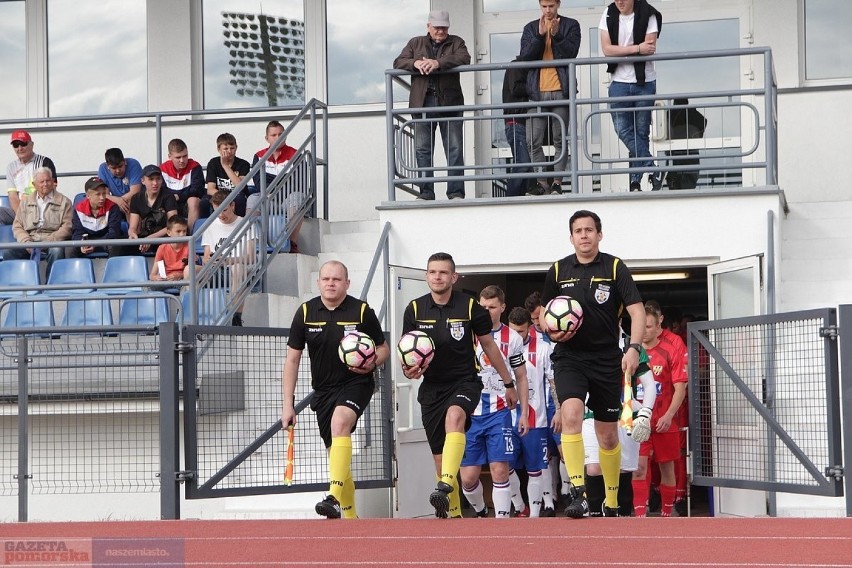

{"left": 311, "top": 377, "right": 374, "bottom": 448}
{"left": 553, "top": 347, "right": 623, "bottom": 422}
{"left": 418, "top": 376, "right": 482, "bottom": 455}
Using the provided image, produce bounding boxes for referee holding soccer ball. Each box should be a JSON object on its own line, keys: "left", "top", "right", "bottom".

{"left": 540, "top": 210, "right": 645, "bottom": 518}
{"left": 281, "top": 260, "right": 389, "bottom": 520}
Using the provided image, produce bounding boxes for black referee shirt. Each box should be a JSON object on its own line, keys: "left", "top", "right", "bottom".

{"left": 402, "top": 290, "right": 492, "bottom": 384}
{"left": 542, "top": 251, "right": 642, "bottom": 353}
{"left": 287, "top": 294, "right": 386, "bottom": 390}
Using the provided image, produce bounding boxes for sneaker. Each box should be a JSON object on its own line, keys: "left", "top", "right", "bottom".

{"left": 549, "top": 182, "right": 563, "bottom": 195}
{"left": 563, "top": 484, "right": 589, "bottom": 519}
{"left": 231, "top": 313, "right": 243, "bottom": 327}
{"left": 542, "top": 506, "right": 556, "bottom": 517}
{"left": 602, "top": 504, "right": 619, "bottom": 517}
{"left": 629, "top": 181, "right": 642, "bottom": 192}
{"left": 315, "top": 495, "right": 342, "bottom": 519}
{"left": 474, "top": 506, "right": 489, "bottom": 518}
{"left": 447, "top": 193, "right": 465, "bottom": 200}
{"left": 649, "top": 172, "right": 663, "bottom": 191}
{"left": 525, "top": 184, "right": 546, "bottom": 196}
{"left": 513, "top": 504, "right": 530, "bottom": 518}
{"left": 417, "top": 191, "right": 436, "bottom": 201}
{"left": 429, "top": 481, "right": 452, "bottom": 518}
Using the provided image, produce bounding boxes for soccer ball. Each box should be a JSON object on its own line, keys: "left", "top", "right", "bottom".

{"left": 542, "top": 295, "right": 584, "bottom": 334}
{"left": 338, "top": 331, "right": 377, "bottom": 370}
{"left": 397, "top": 330, "right": 435, "bottom": 368}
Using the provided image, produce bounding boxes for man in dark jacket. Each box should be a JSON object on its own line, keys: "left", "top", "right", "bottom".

{"left": 394, "top": 10, "right": 471, "bottom": 200}
{"left": 501, "top": 58, "right": 534, "bottom": 197}
{"left": 520, "top": 0, "right": 581, "bottom": 195}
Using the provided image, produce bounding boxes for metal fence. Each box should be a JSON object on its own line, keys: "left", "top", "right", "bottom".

{"left": 688, "top": 308, "right": 843, "bottom": 501}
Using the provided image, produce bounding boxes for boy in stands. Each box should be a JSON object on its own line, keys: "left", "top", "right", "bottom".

{"left": 70, "top": 176, "right": 128, "bottom": 258}
{"left": 160, "top": 138, "right": 205, "bottom": 233}
{"left": 150, "top": 215, "right": 190, "bottom": 282}
{"left": 206, "top": 133, "right": 251, "bottom": 217}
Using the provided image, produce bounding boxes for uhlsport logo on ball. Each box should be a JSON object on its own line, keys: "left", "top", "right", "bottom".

{"left": 397, "top": 330, "right": 435, "bottom": 368}
{"left": 542, "top": 295, "right": 584, "bottom": 334}
{"left": 338, "top": 331, "right": 377, "bottom": 370}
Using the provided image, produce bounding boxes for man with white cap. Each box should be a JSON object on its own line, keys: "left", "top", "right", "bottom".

{"left": 394, "top": 10, "right": 470, "bottom": 201}
{"left": 5, "top": 130, "right": 57, "bottom": 221}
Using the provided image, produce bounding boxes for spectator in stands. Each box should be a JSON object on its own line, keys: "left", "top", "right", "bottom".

{"left": 251, "top": 121, "right": 304, "bottom": 253}
{"left": 70, "top": 176, "right": 129, "bottom": 258}
{"left": 207, "top": 133, "right": 251, "bottom": 217}
{"left": 160, "top": 139, "right": 204, "bottom": 232}
{"left": 520, "top": 0, "right": 581, "bottom": 196}
{"left": 4, "top": 130, "right": 57, "bottom": 223}
{"left": 3, "top": 166, "right": 71, "bottom": 280}
{"left": 150, "top": 215, "right": 190, "bottom": 282}
{"left": 501, "top": 57, "right": 534, "bottom": 197}
{"left": 599, "top": 0, "right": 663, "bottom": 192}
{"left": 393, "top": 10, "right": 470, "bottom": 201}
{"left": 665, "top": 99, "right": 706, "bottom": 190}
{"left": 201, "top": 190, "right": 257, "bottom": 327}
{"left": 97, "top": 147, "right": 143, "bottom": 217}
{"left": 129, "top": 165, "right": 178, "bottom": 253}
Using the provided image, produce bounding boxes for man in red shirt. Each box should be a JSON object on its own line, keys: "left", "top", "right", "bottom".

{"left": 633, "top": 302, "right": 687, "bottom": 516}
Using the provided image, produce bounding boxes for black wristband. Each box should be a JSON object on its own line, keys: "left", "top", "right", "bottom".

{"left": 629, "top": 343, "right": 641, "bottom": 353}
{"left": 503, "top": 381, "right": 515, "bottom": 389}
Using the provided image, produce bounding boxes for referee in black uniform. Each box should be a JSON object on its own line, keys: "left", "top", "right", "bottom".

{"left": 402, "top": 252, "right": 517, "bottom": 518}
{"left": 540, "top": 210, "right": 644, "bottom": 518}
{"left": 282, "top": 260, "right": 389, "bottom": 519}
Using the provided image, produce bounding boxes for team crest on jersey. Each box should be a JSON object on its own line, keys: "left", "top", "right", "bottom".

{"left": 449, "top": 321, "right": 465, "bottom": 341}
{"left": 652, "top": 365, "right": 663, "bottom": 376}
{"left": 594, "top": 284, "right": 611, "bottom": 304}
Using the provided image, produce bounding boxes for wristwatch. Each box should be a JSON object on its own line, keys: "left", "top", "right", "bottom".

{"left": 503, "top": 381, "right": 516, "bottom": 389}
{"left": 628, "top": 343, "right": 641, "bottom": 353}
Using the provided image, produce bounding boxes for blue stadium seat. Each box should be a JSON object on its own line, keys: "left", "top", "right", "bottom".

{"left": 61, "top": 299, "right": 114, "bottom": 326}
{"left": 119, "top": 296, "right": 170, "bottom": 326}
{"left": 0, "top": 259, "right": 40, "bottom": 299}
{"left": 0, "top": 195, "right": 9, "bottom": 209}
{"left": 2, "top": 299, "right": 55, "bottom": 329}
{"left": 101, "top": 255, "right": 149, "bottom": 295}
{"left": 193, "top": 218, "right": 209, "bottom": 257}
{"left": 266, "top": 215, "right": 291, "bottom": 253}
{"left": 44, "top": 258, "right": 96, "bottom": 295}
{"left": 0, "top": 224, "right": 15, "bottom": 245}
{"left": 73, "top": 193, "right": 86, "bottom": 206}
{"left": 181, "top": 288, "right": 226, "bottom": 325}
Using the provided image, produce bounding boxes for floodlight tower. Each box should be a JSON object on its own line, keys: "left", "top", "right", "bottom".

{"left": 221, "top": 11, "right": 305, "bottom": 106}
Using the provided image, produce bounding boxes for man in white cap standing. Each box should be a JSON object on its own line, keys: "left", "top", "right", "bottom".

{"left": 4, "top": 130, "right": 57, "bottom": 222}
{"left": 394, "top": 10, "right": 470, "bottom": 201}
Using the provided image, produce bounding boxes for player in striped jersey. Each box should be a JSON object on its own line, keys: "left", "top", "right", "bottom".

{"left": 460, "top": 286, "right": 529, "bottom": 518}
{"left": 633, "top": 302, "right": 687, "bottom": 516}
{"left": 507, "top": 307, "right": 557, "bottom": 517}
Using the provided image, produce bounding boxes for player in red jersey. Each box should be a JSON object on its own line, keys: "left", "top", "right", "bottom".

{"left": 633, "top": 302, "right": 687, "bottom": 516}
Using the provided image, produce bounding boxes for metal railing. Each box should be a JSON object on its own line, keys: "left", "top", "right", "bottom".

{"left": 386, "top": 47, "right": 777, "bottom": 198}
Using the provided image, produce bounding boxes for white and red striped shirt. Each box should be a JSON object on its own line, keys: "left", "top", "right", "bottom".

{"left": 474, "top": 324, "right": 525, "bottom": 416}
{"left": 512, "top": 330, "right": 554, "bottom": 429}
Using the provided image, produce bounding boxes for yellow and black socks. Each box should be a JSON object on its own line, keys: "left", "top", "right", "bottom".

{"left": 329, "top": 436, "right": 352, "bottom": 512}
{"left": 560, "top": 433, "right": 585, "bottom": 489}
{"left": 598, "top": 443, "right": 622, "bottom": 509}
{"left": 441, "top": 432, "right": 466, "bottom": 517}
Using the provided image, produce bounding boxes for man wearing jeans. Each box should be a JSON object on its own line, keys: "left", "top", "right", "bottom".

{"left": 520, "top": 0, "right": 581, "bottom": 196}
{"left": 394, "top": 10, "right": 470, "bottom": 200}
{"left": 600, "top": 0, "right": 663, "bottom": 192}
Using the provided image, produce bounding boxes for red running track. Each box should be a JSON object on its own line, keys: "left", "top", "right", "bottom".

{"left": 1, "top": 517, "right": 851, "bottom": 567}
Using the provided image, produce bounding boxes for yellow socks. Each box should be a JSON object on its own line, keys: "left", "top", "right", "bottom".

{"left": 599, "top": 443, "right": 622, "bottom": 509}
{"left": 341, "top": 473, "right": 357, "bottom": 519}
{"left": 442, "top": 432, "right": 466, "bottom": 518}
{"left": 560, "top": 433, "right": 585, "bottom": 487}
{"left": 328, "top": 436, "right": 352, "bottom": 503}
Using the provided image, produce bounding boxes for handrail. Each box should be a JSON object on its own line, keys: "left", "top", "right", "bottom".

{"left": 358, "top": 221, "right": 391, "bottom": 327}
{"left": 386, "top": 47, "right": 778, "bottom": 198}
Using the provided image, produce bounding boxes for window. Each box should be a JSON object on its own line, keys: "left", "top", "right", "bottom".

{"left": 327, "top": 0, "right": 428, "bottom": 105}
{"left": 47, "top": 0, "right": 147, "bottom": 116}
{"left": 483, "top": 0, "right": 602, "bottom": 12}
{"left": 0, "top": 1, "right": 26, "bottom": 120}
{"left": 804, "top": 0, "right": 852, "bottom": 81}
{"left": 203, "top": 0, "right": 304, "bottom": 109}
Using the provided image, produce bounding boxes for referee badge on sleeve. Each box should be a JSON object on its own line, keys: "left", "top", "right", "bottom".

{"left": 449, "top": 321, "right": 465, "bottom": 341}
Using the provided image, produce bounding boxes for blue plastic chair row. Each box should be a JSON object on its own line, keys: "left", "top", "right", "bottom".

{"left": 2, "top": 296, "right": 171, "bottom": 329}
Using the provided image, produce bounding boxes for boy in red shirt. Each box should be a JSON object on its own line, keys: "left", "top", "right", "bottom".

{"left": 150, "top": 216, "right": 190, "bottom": 281}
